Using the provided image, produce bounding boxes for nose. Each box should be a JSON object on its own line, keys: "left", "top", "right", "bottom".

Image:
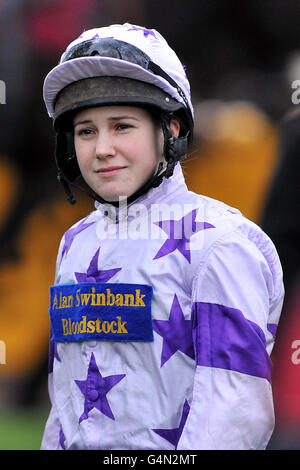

{"left": 95, "top": 132, "right": 116, "bottom": 159}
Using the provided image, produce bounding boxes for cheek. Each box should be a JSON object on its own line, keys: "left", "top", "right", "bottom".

{"left": 131, "top": 130, "right": 163, "bottom": 168}
{"left": 157, "top": 130, "right": 164, "bottom": 154}
{"left": 129, "top": 142, "right": 156, "bottom": 171}
{"left": 74, "top": 140, "right": 92, "bottom": 168}
{"left": 74, "top": 139, "right": 82, "bottom": 163}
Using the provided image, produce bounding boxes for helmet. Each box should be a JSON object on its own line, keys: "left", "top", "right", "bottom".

{"left": 43, "top": 23, "right": 194, "bottom": 205}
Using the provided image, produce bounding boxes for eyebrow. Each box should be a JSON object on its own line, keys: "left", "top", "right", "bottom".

{"left": 74, "top": 115, "right": 139, "bottom": 127}
{"left": 74, "top": 119, "right": 92, "bottom": 128}
{"left": 108, "top": 115, "right": 139, "bottom": 121}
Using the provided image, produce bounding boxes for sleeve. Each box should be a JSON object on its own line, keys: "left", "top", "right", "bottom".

{"left": 40, "top": 236, "right": 66, "bottom": 450}
{"left": 40, "top": 369, "right": 63, "bottom": 450}
{"left": 177, "top": 228, "right": 284, "bottom": 450}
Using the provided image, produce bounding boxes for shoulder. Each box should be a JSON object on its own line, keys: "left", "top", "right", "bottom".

{"left": 184, "top": 190, "right": 274, "bottom": 248}
{"left": 178, "top": 191, "right": 283, "bottom": 294}
{"left": 56, "top": 209, "right": 98, "bottom": 261}
{"left": 66, "top": 211, "right": 97, "bottom": 233}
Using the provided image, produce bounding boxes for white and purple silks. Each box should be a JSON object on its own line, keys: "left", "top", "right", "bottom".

{"left": 41, "top": 164, "right": 284, "bottom": 450}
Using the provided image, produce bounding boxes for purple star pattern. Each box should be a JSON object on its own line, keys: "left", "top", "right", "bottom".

{"left": 75, "top": 353, "right": 125, "bottom": 423}
{"left": 127, "top": 25, "right": 156, "bottom": 38}
{"left": 61, "top": 218, "right": 94, "bottom": 259}
{"left": 153, "top": 294, "right": 194, "bottom": 367}
{"left": 75, "top": 247, "right": 121, "bottom": 283}
{"left": 153, "top": 209, "right": 215, "bottom": 263}
{"left": 152, "top": 400, "right": 190, "bottom": 448}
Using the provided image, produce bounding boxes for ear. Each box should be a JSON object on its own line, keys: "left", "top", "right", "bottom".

{"left": 170, "top": 118, "right": 180, "bottom": 138}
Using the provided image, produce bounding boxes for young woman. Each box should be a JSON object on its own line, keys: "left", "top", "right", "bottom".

{"left": 41, "top": 23, "right": 284, "bottom": 450}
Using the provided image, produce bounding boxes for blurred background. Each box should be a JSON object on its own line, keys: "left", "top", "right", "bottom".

{"left": 0, "top": 0, "right": 300, "bottom": 449}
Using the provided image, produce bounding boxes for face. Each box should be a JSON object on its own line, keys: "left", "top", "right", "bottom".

{"left": 73, "top": 105, "right": 180, "bottom": 202}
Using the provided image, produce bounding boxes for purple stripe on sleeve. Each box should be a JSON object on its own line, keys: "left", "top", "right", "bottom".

{"left": 267, "top": 323, "right": 278, "bottom": 337}
{"left": 59, "top": 426, "right": 66, "bottom": 450}
{"left": 192, "top": 302, "right": 273, "bottom": 383}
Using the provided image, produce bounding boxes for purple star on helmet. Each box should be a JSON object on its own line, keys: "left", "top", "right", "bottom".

{"left": 153, "top": 209, "right": 215, "bottom": 263}
{"left": 127, "top": 25, "right": 156, "bottom": 38}
{"left": 61, "top": 218, "right": 94, "bottom": 259}
{"left": 75, "top": 247, "right": 121, "bottom": 283}
{"left": 153, "top": 294, "right": 194, "bottom": 367}
{"left": 75, "top": 353, "right": 125, "bottom": 423}
{"left": 152, "top": 400, "right": 190, "bottom": 448}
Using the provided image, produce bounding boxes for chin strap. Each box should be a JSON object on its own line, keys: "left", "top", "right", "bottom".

{"left": 57, "top": 162, "right": 166, "bottom": 208}
{"left": 57, "top": 171, "right": 77, "bottom": 205}
{"left": 57, "top": 112, "right": 189, "bottom": 206}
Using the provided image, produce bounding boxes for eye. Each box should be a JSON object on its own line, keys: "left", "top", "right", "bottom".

{"left": 115, "top": 123, "right": 132, "bottom": 131}
{"left": 76, "top": 127, "right": 95, "bottom": 137}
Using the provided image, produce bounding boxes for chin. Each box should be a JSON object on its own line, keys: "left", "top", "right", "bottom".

{"left": 97, "top": 187, "right": 136, "bottom": 203}
{"left": 98, "top": 192, "right": 130, "bottom": 203}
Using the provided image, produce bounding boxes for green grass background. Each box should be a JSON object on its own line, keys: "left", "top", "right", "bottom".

{"left": 0, "top": 408, "right": 48, "bottom": 450}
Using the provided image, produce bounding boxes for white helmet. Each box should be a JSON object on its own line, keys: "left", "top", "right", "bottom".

{"left": 43, "top": 23, "right": 194, "bottom": 205}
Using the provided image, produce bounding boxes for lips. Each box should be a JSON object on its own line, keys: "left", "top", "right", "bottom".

{"left": 96, "top": 166, "right": 126, "bottom": 176}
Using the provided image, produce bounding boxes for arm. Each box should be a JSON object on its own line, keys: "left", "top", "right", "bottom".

{"left": 40, "top": 364, "right": 63, "bottom": 450}
{"left": 41, "top": 237, "right": 65, "bottom": 450}
{"left": 178, "top": 228, "right": 284, "bottom": 450}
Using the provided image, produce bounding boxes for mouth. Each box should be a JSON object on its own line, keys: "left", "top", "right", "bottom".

{"left": 95, "top": 166, "right": 127, "bottom": 177}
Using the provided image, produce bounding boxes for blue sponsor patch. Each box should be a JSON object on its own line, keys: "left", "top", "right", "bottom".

{"left": 49, "top": 282, "right": 153, "bottom": 343}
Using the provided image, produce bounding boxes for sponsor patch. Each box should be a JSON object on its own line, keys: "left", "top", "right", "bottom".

{"left": 49, "top": 282, "right": 153, "bottom": 343}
